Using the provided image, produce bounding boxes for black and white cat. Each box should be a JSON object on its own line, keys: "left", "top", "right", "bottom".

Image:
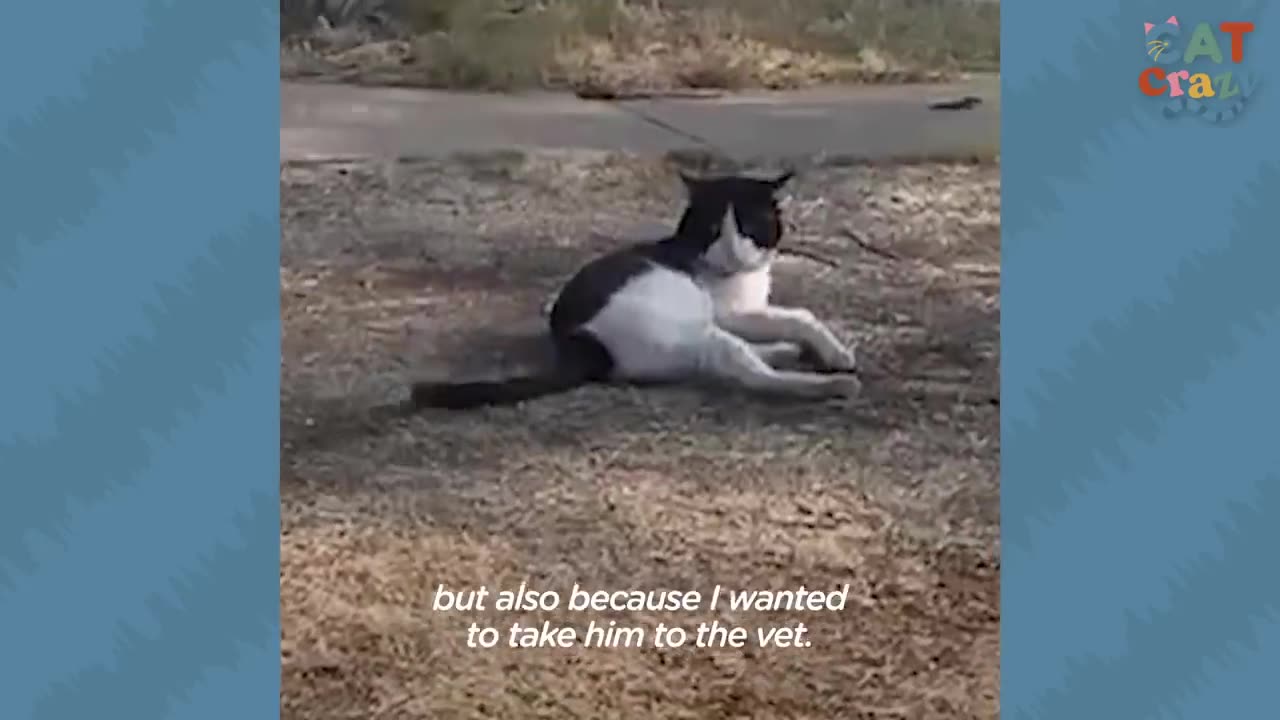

{"left": 410, "top": 170, "right": 861, "bottom": 409}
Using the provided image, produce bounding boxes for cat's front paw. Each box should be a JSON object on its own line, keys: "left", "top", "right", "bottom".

{"left": 821, "top": 374, "right": 863, "bottom": 399}
{"left": 814, "top": 343, "right": 858, "bottom": 373}
{"left": 754, "top": 342, "right": 806, "bottom": 368}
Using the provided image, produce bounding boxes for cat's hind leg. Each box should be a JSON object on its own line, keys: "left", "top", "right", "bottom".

{"left": 699, "top": 328, "right": 860, "bottom": 399}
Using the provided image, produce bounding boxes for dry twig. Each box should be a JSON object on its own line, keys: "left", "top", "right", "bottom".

{"left": 840, "top": 226, "right": 903, "bottom": 261}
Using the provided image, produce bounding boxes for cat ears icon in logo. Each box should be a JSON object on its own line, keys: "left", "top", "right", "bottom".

{"left": 1145, "top": 16, "right": 1179, "bottom": 60}
{"left": 1139, "top": 16, "right": 1259, "bottom": 124}
{"left": 1144, "top": 15, "right": 1177, "bottom": 33}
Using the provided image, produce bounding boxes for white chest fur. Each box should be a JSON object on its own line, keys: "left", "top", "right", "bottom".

{"left": 705, "top": 265, "right": 772, "bottom": 315}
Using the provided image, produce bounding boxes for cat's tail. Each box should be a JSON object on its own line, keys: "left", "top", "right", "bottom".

{"left": 409, "top": 369, "right": 590, "bottom": 410}
{"left": 408, "top": 332, "right": 611, "bottom": 410}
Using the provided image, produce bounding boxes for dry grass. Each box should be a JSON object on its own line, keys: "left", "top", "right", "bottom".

{"left": 282, "top": 0, "right": 999, "bottom": 94}
{"left": 281, "top": 151, "right": 1001, "bottom": 719}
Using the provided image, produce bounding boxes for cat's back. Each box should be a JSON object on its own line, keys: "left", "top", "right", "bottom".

{"left": 549, "top": 240, "right": 702, "bottom": 336}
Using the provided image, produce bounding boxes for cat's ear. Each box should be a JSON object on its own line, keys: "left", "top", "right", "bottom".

{"left": 677, "top": 170, "right": 703, "bottom": 193}
{"left": 1144, "top": 22, "right": 1154, "bottom": 33}
{"left": 768, "top": 170, "right": 795, "bottom": 191}
{"left": 1166, "top": 15, "right": 1178, "bottom": 26}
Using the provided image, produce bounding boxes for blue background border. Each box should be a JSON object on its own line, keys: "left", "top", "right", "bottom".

{"left": 1004, "top": 0, "right": 1279, "bottom": 717}
{"left": 4, "top": 0, "right": 1278, "bottom": 716}
{"left": 1, "top": 1, "right": 280, "bottom": 718}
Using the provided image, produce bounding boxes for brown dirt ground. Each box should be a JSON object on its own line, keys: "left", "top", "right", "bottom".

{"left": 280, "top": 151, "right": 1001, "bottom": 719}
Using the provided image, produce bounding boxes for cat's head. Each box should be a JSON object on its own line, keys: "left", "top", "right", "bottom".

{"left": 673, "top": 169, "right": 795, "bottom": 273}
{"left": 1145, "top": 15, "right": 1180, "bottom": 62}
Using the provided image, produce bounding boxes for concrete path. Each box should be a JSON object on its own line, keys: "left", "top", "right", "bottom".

{"left": 281, "top": 74, "right": 999, "bottom": 163}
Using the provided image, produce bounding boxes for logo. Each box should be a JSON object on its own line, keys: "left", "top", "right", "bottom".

{"left": 1139, "top": 16, "right": 1259, "bottom": 124}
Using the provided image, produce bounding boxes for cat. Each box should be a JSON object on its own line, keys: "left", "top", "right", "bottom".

{"left": 408, "top": 170, "right": 862, "bottom": 410}
{"left": 1145, "top": 16, "right": 1180, "bottom": 63}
